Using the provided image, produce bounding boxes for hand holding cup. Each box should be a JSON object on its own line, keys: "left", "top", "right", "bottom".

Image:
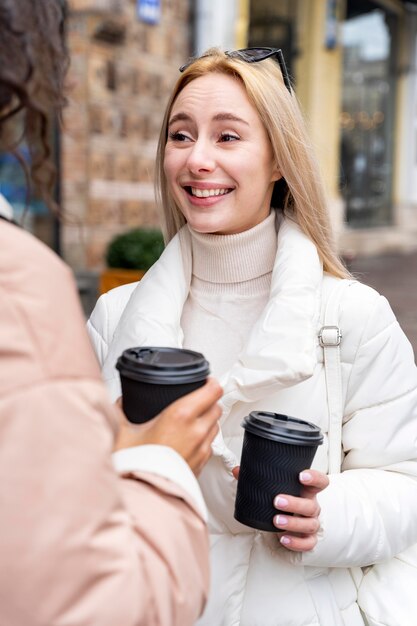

{"left": 232, "top": 465, "right": 328, "bottom": 551}
{"left": 234, "top": 412, "right": 325, "bottom": 536}
{"left": 114, "top": 378, "right": 222, "bottom": 475}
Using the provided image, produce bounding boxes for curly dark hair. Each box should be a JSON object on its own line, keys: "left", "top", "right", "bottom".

{"left": 0, "top": 0, "right": 69, "bottom": 210}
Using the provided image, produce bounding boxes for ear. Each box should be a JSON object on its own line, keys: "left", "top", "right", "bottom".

{"left": 271, "top": 165, "right": 282, "bottom": 183}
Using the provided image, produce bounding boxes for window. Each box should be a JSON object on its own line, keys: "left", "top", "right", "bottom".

{"left": 340, "top": 6, "right": 397, "bottom": 228}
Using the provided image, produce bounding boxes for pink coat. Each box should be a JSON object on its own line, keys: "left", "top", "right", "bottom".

{"left": 0, "top": 219, "right": 209, "bottom": 626}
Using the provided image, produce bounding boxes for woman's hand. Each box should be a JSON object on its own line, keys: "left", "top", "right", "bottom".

{"left": 114, "top": 378, "right": 223, "bottom": 476}
{"left": 232, "top": 467, "right": 329, "bottom": 552}
{"left": 272, "top": 469, "right": 329, "bottom": 552}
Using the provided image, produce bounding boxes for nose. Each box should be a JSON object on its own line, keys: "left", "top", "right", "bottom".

{"left": 186, "top": 138, "right": 216, "bottom": 174}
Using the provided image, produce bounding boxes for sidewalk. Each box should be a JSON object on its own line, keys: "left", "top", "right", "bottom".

{"left": 349, "top": 251, "right": 417, "bottom": 358}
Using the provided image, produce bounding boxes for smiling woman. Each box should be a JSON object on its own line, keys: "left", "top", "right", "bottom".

{"left": 163, "top": 73, "right": 280, "bottom": 235}
{"left": 88, "top": 46, "right": 417, "bottom": 626}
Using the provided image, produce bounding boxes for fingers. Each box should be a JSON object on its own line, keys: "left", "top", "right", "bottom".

{"left": 163, "top": 377, "right": 223, "bottom": 422}
{"left": 273, "top": 491, "right": 320, "bottom": 518}
{"left": 273, "top": 494, "right": 321, "bottom": 551}
{"left": 199, "top": 396, "right": 223, "bottom": 425}
{"left": 298, "top": 469, "right": 329, "bottom": 498}
{"left": 276, "top": 533, "right": 319, "bottom": 552}
{"left": 164, "top": 380, "right": 221, "bottom": 475}
{"left": 190, "top": 420, "right": 218, "bottom": 476}
{"left": 232, "top": 466, "right": 240, "bottom": 480}
{"left": 272, "top": 469, "right": 329, "bottom": 553}
{"left": 273, "top": 510, "right": 320, "bottom": 536}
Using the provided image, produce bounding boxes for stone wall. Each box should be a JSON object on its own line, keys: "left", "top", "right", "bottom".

{"left": 63, "top": 0, "right": 191, "bottom": 269}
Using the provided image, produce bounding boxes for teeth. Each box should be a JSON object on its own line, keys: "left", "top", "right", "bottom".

{"left": 190, "top": 187, "right": 230, "bottom": 198}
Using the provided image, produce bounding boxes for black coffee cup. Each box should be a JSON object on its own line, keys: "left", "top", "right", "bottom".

{"left": 234, "top": 411, "right": 323, "bottom": 532}
{"left": 116, "top": 346, "right": 210, "bottom": 424}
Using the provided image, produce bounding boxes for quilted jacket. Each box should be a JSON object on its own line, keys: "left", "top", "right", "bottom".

{"left": 88, "top": 218, "right": 417, "bottom": 626}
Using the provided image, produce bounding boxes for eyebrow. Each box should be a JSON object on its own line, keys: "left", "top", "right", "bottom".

{"left": 168, "top": 112, "right": 249, "bottom": 127}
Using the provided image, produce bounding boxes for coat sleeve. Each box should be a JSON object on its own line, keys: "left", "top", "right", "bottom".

{"left": 299, "top": 287, "right": 417, "bottom": 568}
{"left": 0, "top": 379, "right": 210, "bottom": 626}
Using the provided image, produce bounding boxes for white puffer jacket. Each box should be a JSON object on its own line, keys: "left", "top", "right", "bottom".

{"left": 88, "top": 219, "right": 417, "bottom": 626}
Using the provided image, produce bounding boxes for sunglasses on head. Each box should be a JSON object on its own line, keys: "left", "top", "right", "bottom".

{"left": 179, "top": 47, "right": 292, "bottom": 94}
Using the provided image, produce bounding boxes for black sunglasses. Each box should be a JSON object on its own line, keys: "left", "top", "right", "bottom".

{"left": 179, "top": 47, "right": 292, "bottom": 94}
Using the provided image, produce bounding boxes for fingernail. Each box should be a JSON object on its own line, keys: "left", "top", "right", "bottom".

{"left": 274, "top": 515, "right": 288, "bottom": 526}
{"left": 274, "top": 496, "right": 288, "bottom": 508}
{"left": 300, "top": 471, "right": 312, "bottom": 482}
{"left": 280, "top": 536, "right": 291, "bottom": 546}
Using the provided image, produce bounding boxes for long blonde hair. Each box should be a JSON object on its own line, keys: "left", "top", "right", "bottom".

{"left": 156, "top": 48, "right": 349, "bottom": 278}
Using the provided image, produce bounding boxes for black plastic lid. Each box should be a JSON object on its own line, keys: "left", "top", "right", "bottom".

{"left": 242, "top": 411, "right": 323, "bottom": 446}
{"left": 116, "top": 347, "right": 210, "bottom": 384}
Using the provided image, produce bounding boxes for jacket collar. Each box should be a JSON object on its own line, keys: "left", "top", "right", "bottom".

{"left": 219, "top": 215, "right": 323, "bottom": 418}
{"left": 101, "top": 216, "right": 323, "bottom": 423}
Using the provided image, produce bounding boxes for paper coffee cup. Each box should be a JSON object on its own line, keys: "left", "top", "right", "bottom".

{"left": 116, "top": 347, "right": 210, "bottom": 423}
{"left": 234, "top": 411, "right": 323, "bottom": 532}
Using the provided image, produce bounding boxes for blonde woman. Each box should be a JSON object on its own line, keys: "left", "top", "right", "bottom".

{"left": 88, "top": 48, "right": 417, "bottom": 626}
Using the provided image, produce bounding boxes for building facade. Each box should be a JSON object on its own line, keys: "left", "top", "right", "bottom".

{"left": 242, "top": 0, "right": 417, "bottom": 257}
{"left": 197, "top": 0, "right": 417, "bottom": 257}
{"left": 2, "top": 0, "right": 415, "bottom": 270}
{"left": 62, "top": 0, "right": 192, "bottom": 270}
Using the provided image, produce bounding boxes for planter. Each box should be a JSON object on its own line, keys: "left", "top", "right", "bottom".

{"left": 99, "top": 268, "right": 145, "bottom": 295}
{"left": 100, "top": 227, "right": 164, "bottom": 295}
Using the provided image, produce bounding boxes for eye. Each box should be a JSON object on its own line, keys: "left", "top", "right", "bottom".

{"left": 219, "top": 132, "right": 239, "bottom": 142}
{"left": 168, "top": 131, "right": 191, "bottom": 142}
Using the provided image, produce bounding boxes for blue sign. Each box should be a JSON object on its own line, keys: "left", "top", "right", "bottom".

{"left": 137, "top": 0, "right": 161, "bottom": 25}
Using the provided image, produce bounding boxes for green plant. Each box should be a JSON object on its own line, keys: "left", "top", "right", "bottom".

{"left": 105, "top": 227, "right": 165, "bottom": 270}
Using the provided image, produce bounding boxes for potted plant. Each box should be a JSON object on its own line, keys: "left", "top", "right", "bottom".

{"left": 99, "top": 227, "right": 165, "bottom": 294}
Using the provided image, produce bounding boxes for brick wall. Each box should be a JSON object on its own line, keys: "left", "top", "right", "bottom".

{"left": 62, "top": 0, "right": 191, "bottom": 270}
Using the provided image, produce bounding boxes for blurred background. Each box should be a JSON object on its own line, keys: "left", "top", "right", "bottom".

{"left": 0, "top": 0, "right": 416, "bottom": 352}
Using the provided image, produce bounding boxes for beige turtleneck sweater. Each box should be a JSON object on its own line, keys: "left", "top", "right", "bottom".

{"left": 181, "top": 211, "right": 278, "bottom": 379}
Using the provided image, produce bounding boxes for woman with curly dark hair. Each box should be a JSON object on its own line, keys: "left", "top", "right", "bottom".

{"left": 0, "top": 2, "right": 222, "bottom": 625}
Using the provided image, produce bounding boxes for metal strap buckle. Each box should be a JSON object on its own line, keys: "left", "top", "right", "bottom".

{"left": 318, "top": 325, "right": 342, "bottom": 347}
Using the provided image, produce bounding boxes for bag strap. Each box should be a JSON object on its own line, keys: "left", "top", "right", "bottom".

{"left": 319, "top": 280, "right": 351, "bottom": 475}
